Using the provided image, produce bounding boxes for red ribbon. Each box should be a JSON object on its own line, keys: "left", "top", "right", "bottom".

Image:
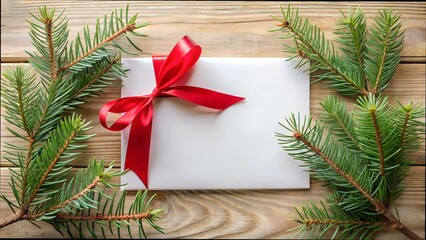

{"left": 99, "top": 36, "right": 244, "bottom": 187}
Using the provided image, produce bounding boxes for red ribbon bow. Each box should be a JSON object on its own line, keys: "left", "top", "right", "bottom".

{"left": 99, "top": 36, "right": 244, "bottom": 188}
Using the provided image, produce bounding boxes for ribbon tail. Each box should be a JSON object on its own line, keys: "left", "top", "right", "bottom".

{"left": 124, "top": 103, "right": 154, "bottom": 188}
{"left": 164, "top": 86, "right": 245, "bottom": 110}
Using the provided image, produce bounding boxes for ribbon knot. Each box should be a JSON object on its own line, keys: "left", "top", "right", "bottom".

{"left": 150, "top": 87, "right": 161, "bottom": 98}
{"left": 99, "top": 36, "right": 244, "bottom": 188}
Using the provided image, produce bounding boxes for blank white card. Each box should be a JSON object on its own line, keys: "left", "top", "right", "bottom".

{"left": 119, "top": 58, "right": 310, "bottom": 190}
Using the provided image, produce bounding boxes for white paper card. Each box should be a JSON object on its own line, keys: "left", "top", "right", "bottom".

{"left": 120, "top": 58, "right": 310, "bottom": 190}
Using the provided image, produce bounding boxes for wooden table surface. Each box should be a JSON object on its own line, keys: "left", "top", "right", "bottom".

{"left": 1, "top": 1, "right": 425, "bottom": 239}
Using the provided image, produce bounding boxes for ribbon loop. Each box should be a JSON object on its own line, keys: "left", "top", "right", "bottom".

{"left": 99, "top": 36, "right": 244, "bottom": 188}
{"left": 155, "top": 37, "right": 202, "bottom": 88}
{"left": 99, "top": 97, "right": 151, "bottom": 131}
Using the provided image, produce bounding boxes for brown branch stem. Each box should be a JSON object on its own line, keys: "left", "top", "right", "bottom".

{"left": 20, "top": 139, "right": 34, "bottom": 212}
{"left": 59, "top": 24, "right": 135, "bottom": 72}
{"left": 347, "top": 19, "right": 370, "bottom": 90}
{"left": 284, "top": 24, "right": 368, "bottom": 96}
{"left": 17, "top": 84, "right": 31, "bottom": 137}
{"left": 301, "top": 218, "right": 389, "bottom": 227}
{"left": 400, "top": 111, "right": 411, "bottom": 147}
{"left": 23, "top": 130, "right": 77, "bottom": 210}
{"left": 383, "top": 209, "right": 423, "bottom": 240}
{"left": 68, "top": 58, "right": 118, "bottom": 100}
{"left": 31, "top": 92, "right": 54, "bottom": 140}
{"left": 29, "top": 16, "right": 61, "bottom": 139}
{"left": 0, "top": 212, "right": 23, "bottom": 228}
{"left": 391, "top": 110, "right": 411, "bottom": 190}
{"left": 31, "top": 56, "right": 117, "bottom": 142}
{"left": 0, "top": 176, "right": 100, "bottom": 228}
{"left": 328, "top": 111, "right": 361, "bottom": 150}
{"left": 30, "top": 176, "right": 101, "bottom": 220}
{"left": 294, "top": 132, "right": 423, "bottom": 240}
{"left": 45, "top": 18, "right": 58, "bottom": 81}
{"left": 0, "top": 176, "right": 102, "bottom": 228}
{"left": 294, "top": 132, "right": 384, "bottom": 211}
{"left": 372, "top": 22, "right": 390, "bottom": 95}
{"left": 370, "top": 109, "right": 386, "bottom": 176}
{"left": 56, "top": 212, "right": 149, "bottom": 221}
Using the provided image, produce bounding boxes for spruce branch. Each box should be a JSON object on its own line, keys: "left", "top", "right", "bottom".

{"left": 25, "top": 5, "right": 141, "bottom": 145}
{"left": 60, "top": 4, "right": 147, "bottom": 75}
{"left": 370, "top": 109, "right": 385, "bottom": 176}
{"left": 29, "top": 174, "right": 101, "bottom": 220}
{"left": 48, "top": 186, "right": 164, "bottom": 238}
{"left": 335, "top": 8, "right": 369, "bottom": 89}
{"left": 290, "top": 201, "right": 386, "bottom": 239}
{"left": 273, "top": 6, "right": 424, "bottom": 239}
{"left": 355, "top": 94, "right": 402, "bottom": 204}
{"left": 394, "top": 100, "right": 425, "bottom": 154}
{"left": 59, "top": 23, "right": 134, "bottom": 73}
{"left": 271, "top": 5, "right": 368, "bottom": 96}
{"left": 1, "top": 66, "right": 38, "bottom": 136}
{"left": 66, "top": 56, "right": 124, "bottom": 108}
{"left": 0, "top": 4, "right": 163, "bottom": 238}
{"left": 45, "top": 14, "right": 58, "bottom": 80}
{"left": 272, "top": 5, "right": 404, "bottom": 97}
{"left": 366, "top": 9, "right": 404, "bottom": 94}
{"left": 26, "top": 6, "right": 68, "bottom": 85}
{"left": 23, "top": 114, "right": 90, "bottom": 214}
{"left": 319, "top": 95, "right": 361, "bottom": 152}
{"left": 390, "top": 100, "right": 424, "bottom": 201}
{"left": 278, "top": 106, "right": 423, "bottom": 240}
{"left": 293, "top": 130, "right": 382, "bottom": 211}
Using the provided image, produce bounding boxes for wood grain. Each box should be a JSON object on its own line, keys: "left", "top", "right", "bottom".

{"left": 0, "top": 167, "right": 424, "bottom": 239}
{"left": 1, "top": 1, "right": 425, "bottom": 239}
{"left": 2, "top": 63, "right": 424, "bottom": 167}
{"left": 1, "top": 1, "right": 425, "bottom": 62}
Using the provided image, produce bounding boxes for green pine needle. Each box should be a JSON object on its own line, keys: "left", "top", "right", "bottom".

{"left": 289, "top": 200, "right": 384, "bottom": 239}
{"left": 365, "top": 9, "right": 404, "bottom": 94}
{"left": 273, "top": 6, "right": 424, "bottom": 239}
{"left": 277, "top": 95, "right": 424, "bottom": 239}
{"left": 272, "top": 5, "right": 404, "bottom": 97}
{"left": 0, "top": 4, "right": 163, "bottom": 238}
{"left": 271, "top": 5, "right": 367, "bottom": 96}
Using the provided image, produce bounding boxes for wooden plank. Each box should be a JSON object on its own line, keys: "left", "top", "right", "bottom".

{"left": 2, "top": 63, "right": 424, "bottom": 167}
{"left": 1, "top": 1, "right": 425, "bottom": 63}
{"left": 0, "top": 166, "right": 424, "bottom": 239}
{"left": 1, "top": 1, "right": 425, "bottom": 239}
